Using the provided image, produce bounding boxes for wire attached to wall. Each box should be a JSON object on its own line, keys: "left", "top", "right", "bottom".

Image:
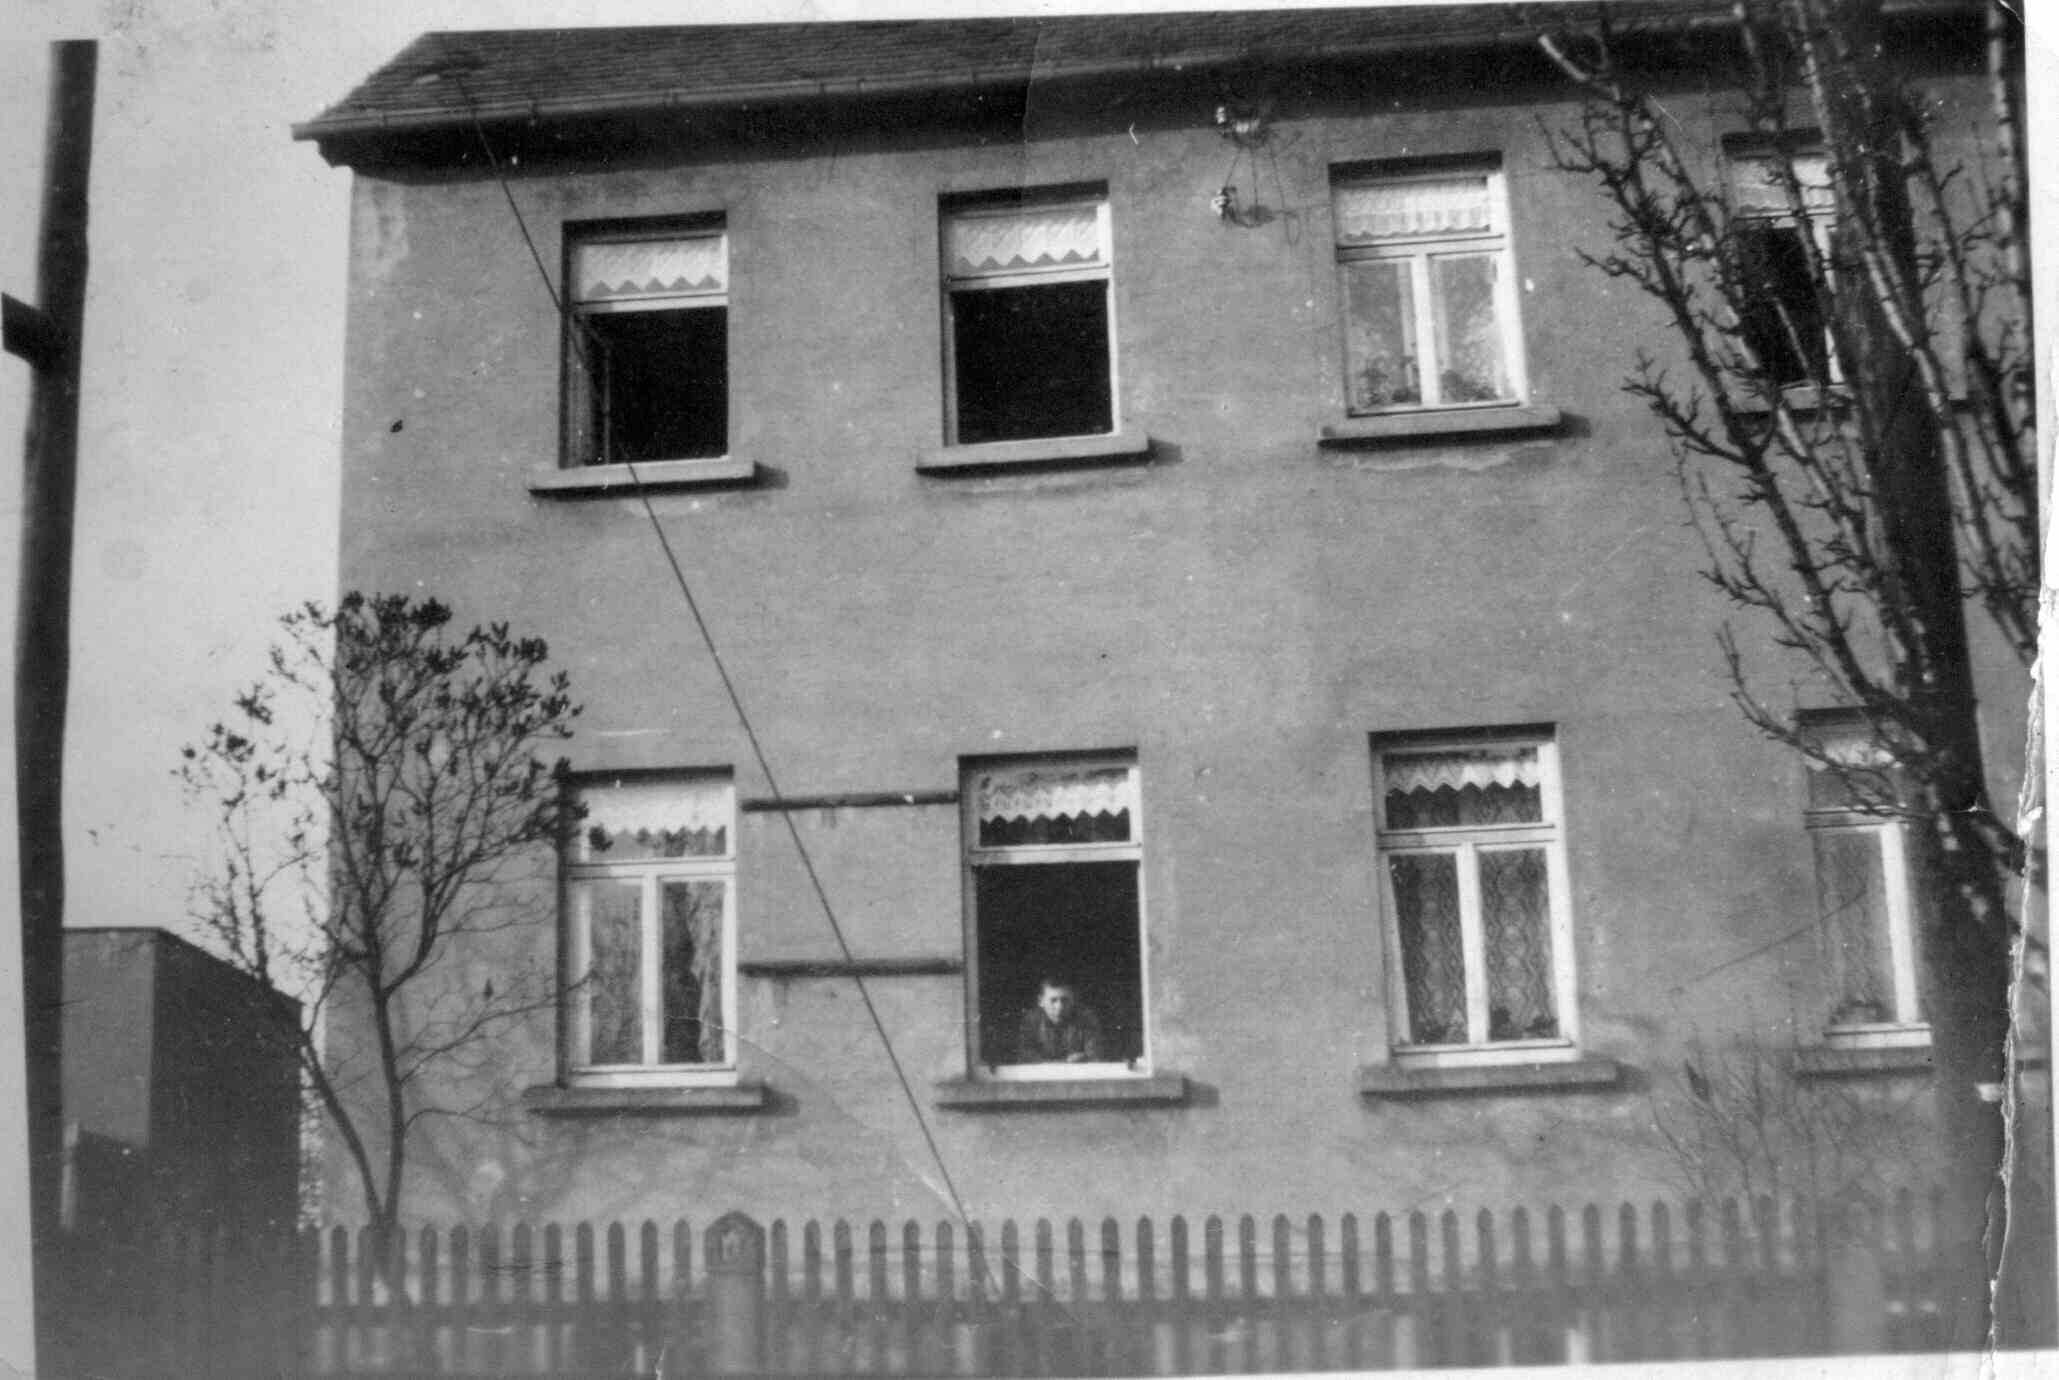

{"left": 451, "top": 77, "right": 996, "bottom": 1278}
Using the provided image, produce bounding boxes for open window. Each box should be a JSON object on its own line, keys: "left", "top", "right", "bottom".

{"left": 1729, "top": 149, "right": 1837, "bottom": 387}
{"left": 942, "top": 192, "right": 1115, "bottom": 446}
{"left": 1372, "top": 732, "right": 1579, "bottom": 1064}
{"left": 564, "top": 224, "right": 728, "bottom": 466}
{"left": 1800, "top": 714, "right": 1925, "bottom": 1047}
{"left": 962, "top": 755, "right": 1146, "bottom": 1078}
{"left": 562, "top": 773, "right": 737, "bottom": 1084}
{"left": 1332, "top": 160, "right": 1526, "bottom": 414}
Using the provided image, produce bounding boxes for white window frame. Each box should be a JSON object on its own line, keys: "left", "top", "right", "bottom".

{"left": 940, "top": 193, "right": 1118, "bottom": 446}
{"left": 960, "top": 754, "right": 1150, "bottom": 1081}
{"left": 1728, "top": 149, "right": 1842, "bottom": 387}
{"left": 1801, "top": 719, "right": 1926, "bottom": 1049}
{"left": 1332, "top": 162, "right": 1527, "bottom": 414}
{"left": 564, "top": 223, "right": 730, "bottom": 467}
{"left": 1371, "top": 733, "right": 1579, "bottom": 1067}
{"left": 562, "top": 773, "right": 739, "bottom": 1088}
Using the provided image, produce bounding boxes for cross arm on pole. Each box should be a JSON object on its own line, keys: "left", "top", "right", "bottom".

{"left": 1, "top": 294, "right": 64, "bottom": 373}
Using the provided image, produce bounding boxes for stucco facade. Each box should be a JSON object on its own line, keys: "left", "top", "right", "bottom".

{"left": 298, "top": 10, "right": 2036, "bottom": 1232}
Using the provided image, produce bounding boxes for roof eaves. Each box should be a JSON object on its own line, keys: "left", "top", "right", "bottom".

{"left": 291, "top": 24, "right": 1562, "bottom": 145}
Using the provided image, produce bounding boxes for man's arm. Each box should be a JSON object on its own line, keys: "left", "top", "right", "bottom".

{"left": 1074, "top": 1008, "right": 1105, "bottom": 1062}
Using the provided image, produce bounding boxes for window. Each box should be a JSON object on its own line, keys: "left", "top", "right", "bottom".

{"left": 565, "top": 225, "right": 728, "bottom": 466}
{"left": 1372, "top": 733, "right": 1577, "bottom": 1060}
{"left": 942, "top": 193, "right": 1115, "bottom": 445}
{"left": 1729, "top": 150, "right": 1836, "bottom": 387}
{"left": 1333, "top": 162, "right": 1524, "bottom": 413}
{"left": 563, "top": 774, "right": 736, "bottom": 1083}
{"left": 962, "top": 756, "right": 1146, "bottom": 1078}
{"left": 1801, "top": 716, "right": 1924, "bottom": 1044}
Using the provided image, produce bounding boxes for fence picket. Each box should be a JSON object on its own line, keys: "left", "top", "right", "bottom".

{"left": 264, "top": 1188, "right": 1963, "bottom": 1376}
{"left": 1306, "top": 1212, "right": 1328, "bottom": 1372}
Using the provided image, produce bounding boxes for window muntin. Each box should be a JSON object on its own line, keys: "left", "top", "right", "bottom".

{"left": 1373, "top": 736, "right": 1576, "bottom": 1058}
{"left": 1333, "top": 166, "right": 1524, "bottom": 414}
{"left": 961, "top": 757, "right": 1147, "bottom": 1079}
{"left": 1729, "top": 151, "right": 1837, "bottom": 387}
{"left": 565, "top": 227, "right": 729, "bottom": 466}
{"left": 1802, "top": 718, "right": 1923, "bottom": 1040}
{"left": 563, "top": 774, "right": 737, "bottom": 1083}
{"left": 942, "top": 196, "right": 1115, "bottom": 445}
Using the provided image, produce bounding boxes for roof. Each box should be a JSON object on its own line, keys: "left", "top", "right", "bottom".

{"left": 292, "top": 5, "right": 1719, "bottom": 147}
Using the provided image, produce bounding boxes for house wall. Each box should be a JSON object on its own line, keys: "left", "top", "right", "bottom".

{"left": 327, "top": 58, "right": 2026, "bottom": 1228}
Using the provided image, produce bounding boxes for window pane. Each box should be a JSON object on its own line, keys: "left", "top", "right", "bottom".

{"left": 1383, "top": 746, "right": 1542, "bottom": 829}
{"left": 973, "top": 861, "right": 1141, "bottom": 1066}
{"left": 661, "top": 880, "right": 727, "bottom": 1065}
{"left": 951, "top": 281, "right": 1113, "bottom": 444}
{"left": 1735, "top": 225, "right": 1826, "bottom": 385}
{"left": 1480, "top": 848, "right": 1557, "bottom": 1040}
{"left": 1813, "top": 830, "right": 1898, "bottom": 1025}
{"left": 1340, "top": 260, "right": 1420, "bottom": 409}
{"left": 577, "top": 305, "right": 727, "bottom": 463}
{"left": 1428, "top": 254, "right": 1512, "bottom": 403}
{"left": 1390, "top": 852, "right": 1467, "bottom": 1044}
{"left": 581, "top": 880, "right": 644, "bottom": 1065}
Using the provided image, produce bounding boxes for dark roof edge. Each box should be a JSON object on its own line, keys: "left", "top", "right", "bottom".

{"left": 285, "top": 13, "right": 1693, "bottom": 146}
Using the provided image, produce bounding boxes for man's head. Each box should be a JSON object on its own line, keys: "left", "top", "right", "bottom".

{"left": 1036, "top": 978, "right": 1077, "bottom": 1024}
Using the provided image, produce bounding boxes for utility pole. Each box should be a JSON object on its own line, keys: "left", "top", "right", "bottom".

{"left": 4, "top": 39, "right": 95, "bottom": 1379}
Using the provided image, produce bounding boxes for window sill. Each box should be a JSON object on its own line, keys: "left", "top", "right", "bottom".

{"left": 528, "top": 457, "right": 759, "bottom": 495}
{"left": 918, "top": 428, "right": 1153, "bottom": 475}
{"left": 1792, "top": 1045, "right": 1935, "bottom": 1080}
{"left": 1357, "top": 1055, "right": 1623, "bottom": 1100}
{"left": 523, "top": 1081, "right": 769, "bottom": 1116}
{"left": 1731, "top": 385, "right": 1846, "bottom": 416}
{"left": 1319, "top": 404, "right": 1561, "bottom": 447}
{"left": 934, "top": 1072, "right": 1188, "bottom": 1110}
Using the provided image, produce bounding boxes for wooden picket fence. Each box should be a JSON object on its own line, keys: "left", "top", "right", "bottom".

{"left": 59, "top": 1188, "right": 1980, "bottom": 1377}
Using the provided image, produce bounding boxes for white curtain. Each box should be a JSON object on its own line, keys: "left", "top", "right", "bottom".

{"left": 946, "top": 203, "right": 1104, "bottom": 280}
{"left": 1334, "top": 175, "right": 1493, "bottom": 244}
{"left": 572, "top": 234, "right": 727, "bottom": 305}
{"left": 1383, "top": 747, "right": 1538, "bottom": 797}
{"left": 1732, "top": 153, "right": 1833, "bottom": 217}
{"left": 975, "top": 764, "right": 1136, "bottom": 825}
{"left": 576, "top": 777, "right": 732, "bottom": 860}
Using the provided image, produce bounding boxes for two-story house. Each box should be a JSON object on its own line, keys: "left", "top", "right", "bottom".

{"left": 291, "top": 5, "right": 2040, "bottom": 1235}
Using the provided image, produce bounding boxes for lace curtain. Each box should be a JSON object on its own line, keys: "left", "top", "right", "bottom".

{"left": 1732, "top": 153, "right": 1833, "bottom": 218}
{"left": 1383, "top": 747, "right": 1541, "bottom": 829}
{"left": 572, "top": 234, "right": 728, "bottom": 305}
{"left": 576, "top": 777, "right": 733, "bottom": 861}
{"left": 1334, "top": 175, "right": 1494, "bottom": 244}
{"left": 946, "top": 203, "right": 1104, "bottom": 280}
{"left": 975, "top": 764, "right": 1136, "bottom": 845}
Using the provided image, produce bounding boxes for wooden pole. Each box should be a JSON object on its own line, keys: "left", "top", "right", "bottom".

{"left": 4, "top": 38, "right": 95, "bottom": 1380}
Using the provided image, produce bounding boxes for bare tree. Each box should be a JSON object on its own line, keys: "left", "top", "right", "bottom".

{"left": 1532, "top": 0, "right": 2035, "bottom": 1341}
{"left": 178, "top": 592, "right": 582, "bottom": 1282}
{"left": 1654, "top": 1037, "right": 1935, "bottom": 1211}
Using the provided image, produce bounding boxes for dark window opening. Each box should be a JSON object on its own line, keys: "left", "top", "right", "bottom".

{"left": 577, "top": 306, "right": 728, "bottom": 464}
{"left": 951, "top": 281, "right": 1112, "bottom": 445}
{"left": 1736, "top": 226, "right": 1828, "bottom": 386}
{"left": 974, "top": 861, "right": 1142, "bottom": 1068}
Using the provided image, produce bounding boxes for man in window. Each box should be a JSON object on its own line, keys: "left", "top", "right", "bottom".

{"left": 1015, "top": 977, "right": 1106, "bottom": 1065}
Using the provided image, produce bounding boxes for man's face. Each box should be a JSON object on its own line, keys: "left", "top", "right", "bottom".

{"left": 1038, "top": 986, "right": 1075, "bottom": 1023}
